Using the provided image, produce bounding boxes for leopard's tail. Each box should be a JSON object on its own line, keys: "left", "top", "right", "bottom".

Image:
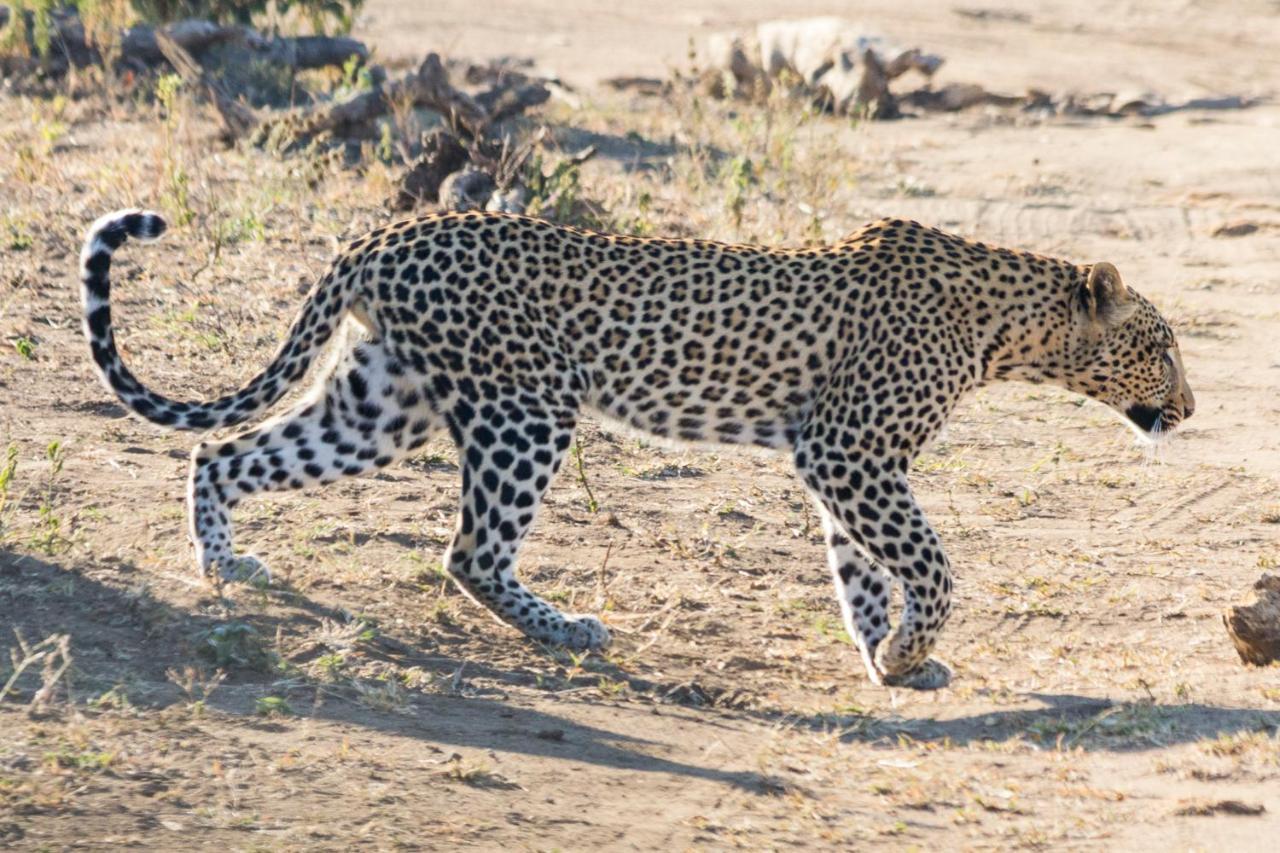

{"left": 80, "top": 209, "right": 352, "bottom": 431}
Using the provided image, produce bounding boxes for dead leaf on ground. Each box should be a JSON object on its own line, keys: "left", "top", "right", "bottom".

{"left": 1173, "top": 799, "right": 1266, "bottom": 817}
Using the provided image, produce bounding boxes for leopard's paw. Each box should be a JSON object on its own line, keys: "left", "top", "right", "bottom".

{"left": 555, "top": 614, "right": 612, "bottom": 651}
{"left": 880, "top": 658, "right": 953, "bottom": 691}
{"left": 217, "top": 554, "right": 272, "bottom": 586}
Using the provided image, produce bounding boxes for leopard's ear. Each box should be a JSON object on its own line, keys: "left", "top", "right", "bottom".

{"left": 1079, "top": 262, "right": 1138, "bottom": 328}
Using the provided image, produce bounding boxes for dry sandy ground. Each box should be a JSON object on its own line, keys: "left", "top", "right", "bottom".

{"left": 2, "top": 0, "right": 1280, "bottom": 850}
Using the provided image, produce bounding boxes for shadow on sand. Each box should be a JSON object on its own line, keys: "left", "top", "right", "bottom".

{"left": 3, "top": 548, "right": 1277, "bottom": 792}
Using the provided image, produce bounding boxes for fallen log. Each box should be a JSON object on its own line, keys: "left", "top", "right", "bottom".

{"left": 125, "top": 20, "right": 367, "bottom": 70}
{"left": 0, "top": 7, "right": 366, "bottom": 71}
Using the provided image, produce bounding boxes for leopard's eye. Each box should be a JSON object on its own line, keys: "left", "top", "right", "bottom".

{"left": 1161, "top": 351, "right": 1174, "bottom": 367}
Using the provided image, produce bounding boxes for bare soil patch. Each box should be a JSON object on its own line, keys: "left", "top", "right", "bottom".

{"left": 2, "top": 1, "right": 1279, "bottom": 849}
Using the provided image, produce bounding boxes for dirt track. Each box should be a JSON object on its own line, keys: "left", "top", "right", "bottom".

{"left": 2, "top": 1, "right": 1279, "bottom": 849}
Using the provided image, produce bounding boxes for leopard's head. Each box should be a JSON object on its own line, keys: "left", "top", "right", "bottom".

{"left": 1059, "top": 262, "right": 1194, "bottom": 439}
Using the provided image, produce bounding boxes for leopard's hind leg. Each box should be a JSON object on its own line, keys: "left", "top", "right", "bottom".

{"left": 442, "top": 394, "right": 610, "bottom": 650}
{"left": 188, "top": 338, "right": 438, "bottom": 582}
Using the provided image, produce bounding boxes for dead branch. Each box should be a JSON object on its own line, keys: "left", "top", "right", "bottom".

{"left": 257, "top": 53, "right": 489, "bottom": 150}
{"left": 390, "top": 128, "right": 469, "bottom": 211}
{"left": 1, "top": 630, "right": 72, "bottom": 712}
{"left": 603, "top": 76, "right": 667, "bottom": 95}
{"left": 155, "top": 28, "right": 258, "bottom": 140}
{"left": 853, "top": 48, "right": 897, "bottom": 119}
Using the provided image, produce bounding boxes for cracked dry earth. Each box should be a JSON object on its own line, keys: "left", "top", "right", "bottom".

{"left": 3, "top": 0, "right": 1280, "bottom": 849}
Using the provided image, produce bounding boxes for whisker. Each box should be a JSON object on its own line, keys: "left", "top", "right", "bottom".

{"left": 1138, "top": 411, "right": 1173, "bottom": 466}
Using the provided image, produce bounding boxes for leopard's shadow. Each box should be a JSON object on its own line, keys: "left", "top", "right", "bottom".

{"left": 539, "top": 652, "right": 1280, "bottom": 752}
{"left": 3, "top": 548, "right": 1276, "bottom": 784}
{"left": 0, "top": 549, "right": 765, "bottom": 790}
{"left": 768, "top": 690, "right": 1280, "bottom": 751}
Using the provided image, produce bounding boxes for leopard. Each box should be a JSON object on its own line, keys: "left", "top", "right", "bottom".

{"left": 79, "top": 208, "right": 1194, "bottom": 690}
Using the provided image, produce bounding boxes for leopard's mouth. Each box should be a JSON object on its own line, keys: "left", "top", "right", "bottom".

{"left": 1125, "top": 403, "right": 1163, "bottom": 434}
{"left": 1124, "top": 402, "right": 1191, "bottom": 440}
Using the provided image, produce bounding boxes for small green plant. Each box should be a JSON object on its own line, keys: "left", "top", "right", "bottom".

{"left": 44, "top": 747, "right": 115, "bottom": 772}
{"left": 411, "top": 449, "right": 456, "bottom": 470}
{"left": 802, "top": 208, "right": 825, "bottom": 247}
{"left": 153, "top": 305, "right": 223, "bottom": 350}
{"left": 1, "top": 0, "right": 57, "bottom": 57}
{"left": 0, "top": 443, "right": 17, "bottom": 512}
{"left": 526, "top": 156, "right": 597, "bottom": 226}
{"left": 375, "top": 121, "right": 395, "bottom": 164}
{"left": 206, "top": 206, "right": 267, "bottom": 264}
{"left": 895, "top": 176, "right": 936, "bottom": 198}
{"left": 30, "top": 440, "right": 69, "bottom": 554}
{"left": 195, "top": 622, "right": 275, "bottom": 671}
{"left": 610, "top": 189, "right": 656, "bottom": 237}
{"left": 13, "top": 337, "right": 36, "bottom": 359}
{"left": 36, "top": 114, "right": 67, "bottom": 150}
{"left": 721, "top": 155, "right": 756, "bottom": 232}
{"left": 155, "top": 73, "right": 196, "bottom": 227}
{"left": 427, "top": 596, "right": 457, "bottom": 625}
{"left": 90, "top": 685, "right": 135, "bottom": 711}
{"left": 155, "top": 71, "right": 182, "bottom": 119}
{"left": 314, "top": 653, "right": 346, "bottom": 681}
{"left": 571, "top": 437, "right": 599, "bottom": 514}
{"left": 353, "top": 618, "right": 378, "bottom": 643}
{"left": 335, "top": 51, "right": 375, "bottom": 95}
{"left": 597, "top": 676, "right": 627, "bottom": 697}
{"left": 0, "top": 444, "right": 17, "bottom": 546}
{"left": 255, "top": 695, "right": 294, "bottom": 716}
{"left": 439, "top": 756, "right": 521, "bottom": 789}
{"left": 3, "top": 217, "right": 34, "bottom": 251}
{"left": 811, "top": 613, "right": 851, "bottom": 644}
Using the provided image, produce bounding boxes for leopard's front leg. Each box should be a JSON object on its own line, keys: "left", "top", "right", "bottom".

{"left": 799, "top": 450, "right": 954, "bottom": 689}
{"left": 817, "top": 505, "right": 892, "bottom": 682}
